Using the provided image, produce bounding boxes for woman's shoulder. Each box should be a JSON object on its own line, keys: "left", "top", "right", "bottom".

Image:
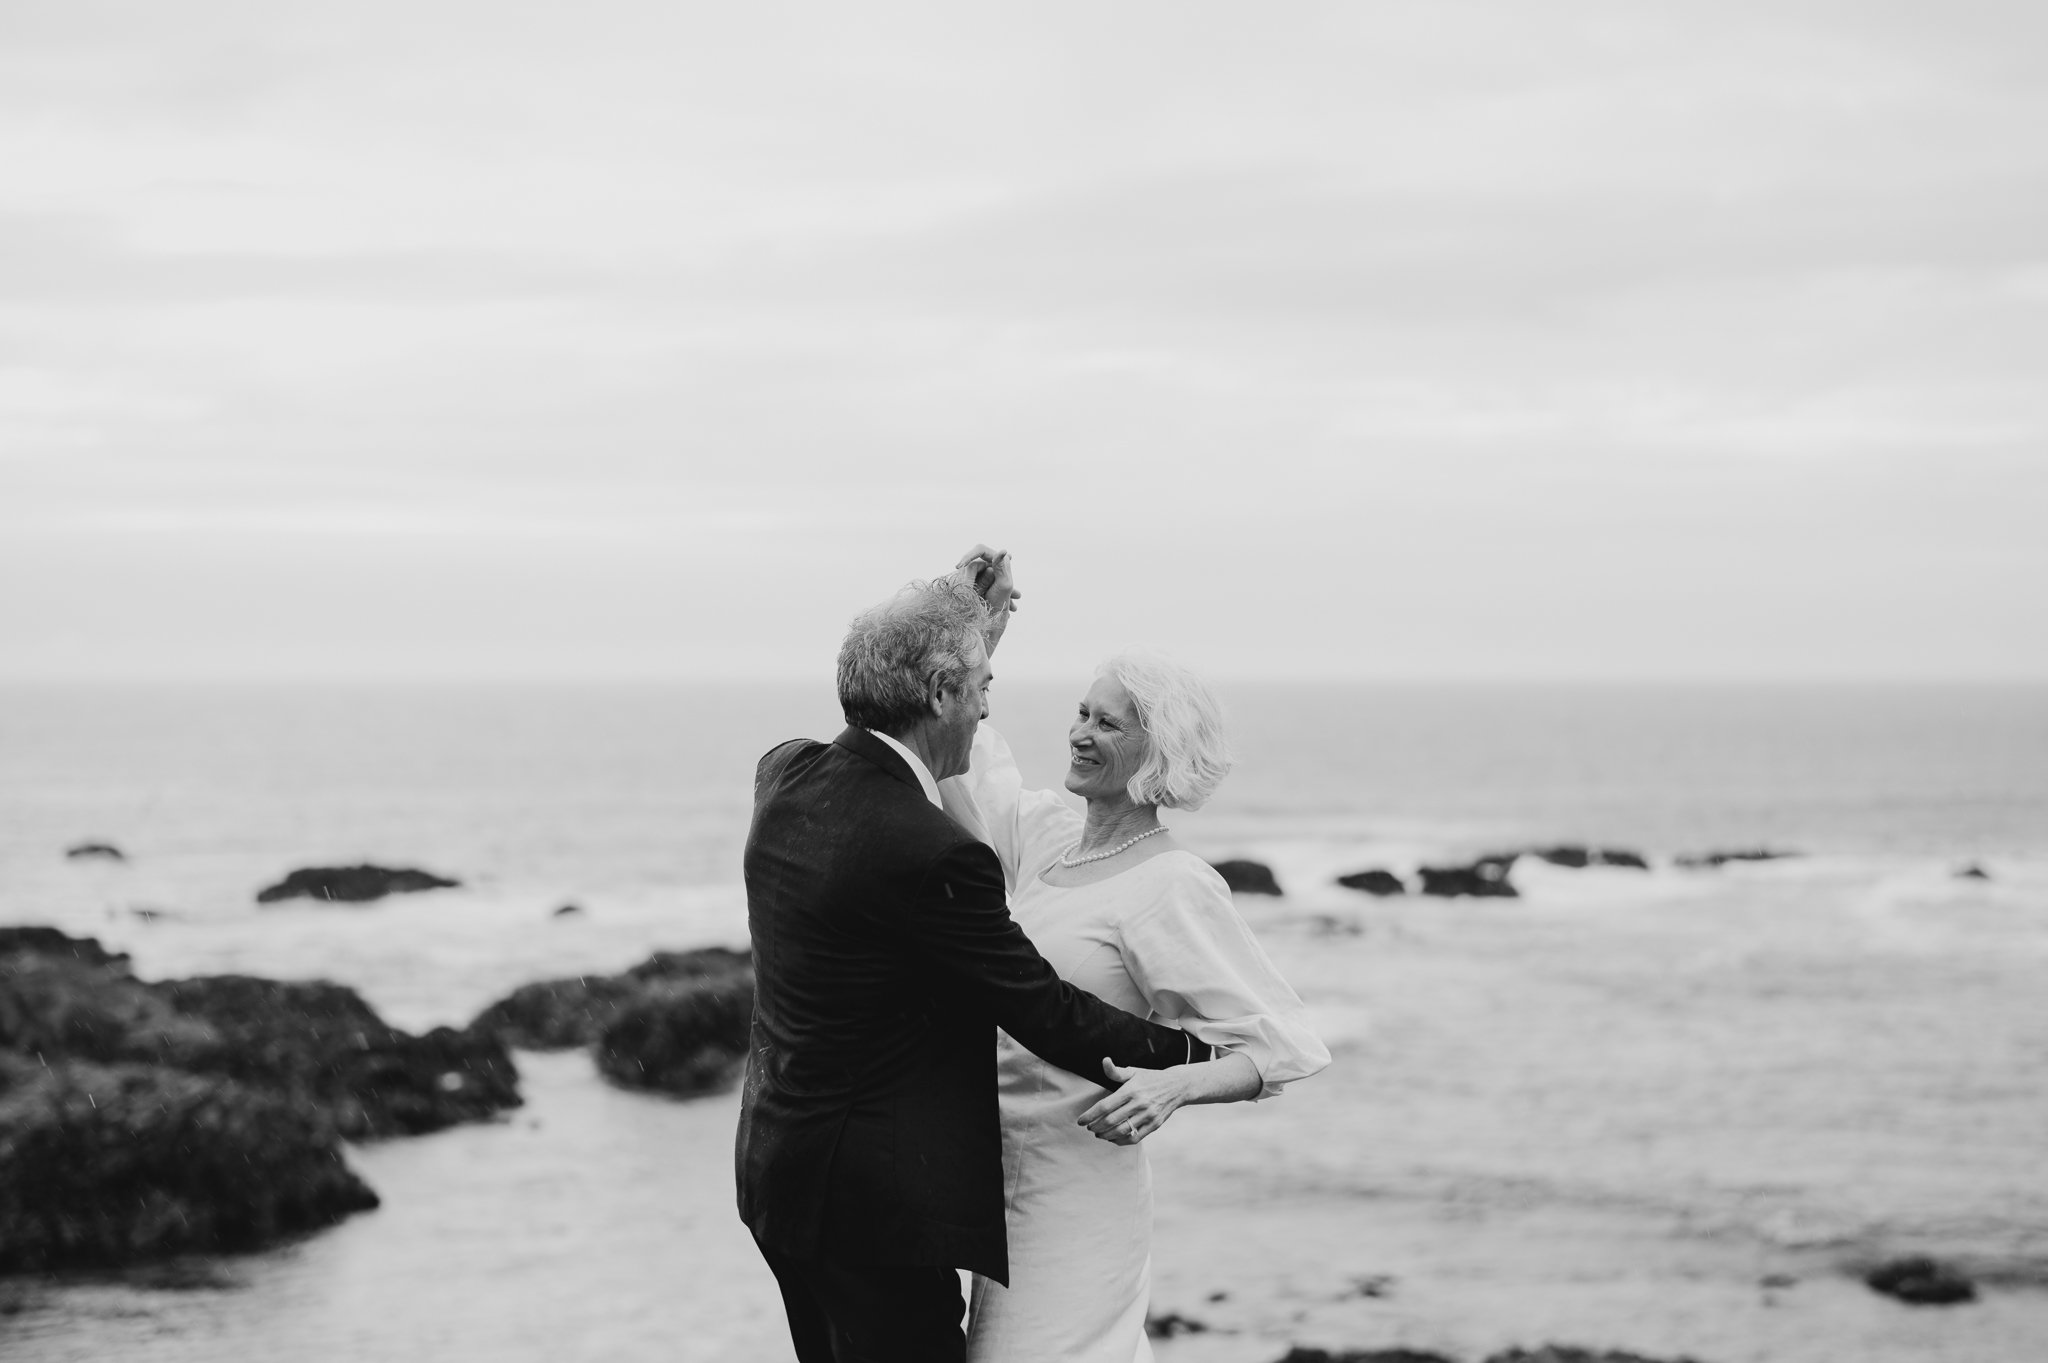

{"left": 1112, "top": 848, "right": 1235, "bottom": 918}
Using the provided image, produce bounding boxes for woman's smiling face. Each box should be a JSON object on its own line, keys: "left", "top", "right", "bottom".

{"left": 1066, "top": 675, "right": 1151, "bottom": 804}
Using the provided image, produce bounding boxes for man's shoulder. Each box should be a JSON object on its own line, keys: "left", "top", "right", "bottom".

{"left": 754, "top": 738, "right": 986, "bottom": 861}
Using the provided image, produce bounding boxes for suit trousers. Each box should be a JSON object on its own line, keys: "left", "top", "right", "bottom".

{"left": 755, "top": 1235, "right": 967, "bottom": 1363}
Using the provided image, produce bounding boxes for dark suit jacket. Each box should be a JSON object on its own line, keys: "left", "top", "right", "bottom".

{"left": 735, "top": 726, "right": 1202, "bottom": 1284}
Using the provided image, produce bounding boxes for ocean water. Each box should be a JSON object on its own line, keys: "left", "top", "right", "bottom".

{"left": 2, "top": 682, "right": 2046, "bottom": 1363}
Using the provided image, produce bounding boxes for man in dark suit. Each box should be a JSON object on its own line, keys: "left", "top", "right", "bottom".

{"left": 737, "top": 554, "right": 1204, "bottom": 1363}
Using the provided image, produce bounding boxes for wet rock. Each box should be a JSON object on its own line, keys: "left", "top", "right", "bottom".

{"left": 1277, "top": 1342, "right": 1458, "bottom": 1350}
{"left": 0, "top": 927, "right": 128, "bottom": 969}
{"left": 1956, "top": 864, "right": 1991, "bottom": 881}
{"left": 1528, "top": 846, "right": 1649, "bottom": 870}
{"left": 1146, "top": 1311, "right": 1208, "bottom": 1338}
{"left": 0, "top": 939, "right": 519, "bottom": 1140}
{"left": 1211, "top": 860, "right": 1283, "bottom": 896}
{"left": 64, "top": 842, "right": 125, "bottom": 861}
{"left": 1484, "top": 1351, "right": 1702, "bottom": 1363}
{"left": 1417, "top": 855, "right": 1520, "bottom": 898}
{"left": 1673, "top": 848, "right": 1796, "bottom": 869}
{"left": 0, "top": 1055, "right": 378, "bottom": 1273}
{"left": 1864, "top": 1255, "right": 1977, "bottom": 1305}
{"left": 255, "top": 865, "right": 461, "bottom": 906}
{"left": 1483, "top": 1351, "right": 1704, "bottom": 1363}
{"left": 149, "top": 976, "right": 520, "bottom": 1138}
{"left": 1336, "top": 869, "right": 1406, "bottom": 896}
{"left": 552, "top": 902, "right": 583, "bottom": 917}
{"left": 595, "top": 972, "right": 755, "bottom": 1098}
{"left": 469, "top": 947, "right": 752, "bottom": 1051}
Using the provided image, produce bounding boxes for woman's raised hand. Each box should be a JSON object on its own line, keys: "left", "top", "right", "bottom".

{"left": 954, "top": 544, "right": 1022, "bottom": 615}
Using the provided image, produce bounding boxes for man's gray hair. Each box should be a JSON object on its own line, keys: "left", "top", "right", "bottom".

{"left": 1100, "top": 648, "right": 1233, "bottom": 811}
{"left": 838, "top": 575, "right": 990, "bottom": 735}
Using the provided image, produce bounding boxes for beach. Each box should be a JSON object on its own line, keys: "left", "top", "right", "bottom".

{"left": 3, "top": 682, "right": 2045, "bottom": 1362}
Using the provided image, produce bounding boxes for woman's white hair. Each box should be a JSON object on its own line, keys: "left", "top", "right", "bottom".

{"left": 1099, "top": 648, "right": 1232, "bottom": 811}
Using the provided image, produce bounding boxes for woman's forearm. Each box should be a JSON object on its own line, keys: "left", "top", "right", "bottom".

{"left": 1175, "top": 1049, "right": 1262, "bottom": 1106}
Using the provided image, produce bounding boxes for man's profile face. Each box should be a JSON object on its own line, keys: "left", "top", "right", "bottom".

{"left": 930, "top": 641, "right": 992, "bottom": 781}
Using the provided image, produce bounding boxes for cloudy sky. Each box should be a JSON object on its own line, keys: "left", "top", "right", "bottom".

{"left": 3, "top": 0, "right": 2043, "bottom": 682}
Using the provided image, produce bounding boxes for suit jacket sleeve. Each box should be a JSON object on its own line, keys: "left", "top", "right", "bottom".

{"left": 889, "top": 838, "right": 1206, "bottom": 1080}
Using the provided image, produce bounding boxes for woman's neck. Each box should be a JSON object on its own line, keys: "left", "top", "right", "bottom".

{"left": 1077, "top": 797, "right": 1161, "bottom": 853}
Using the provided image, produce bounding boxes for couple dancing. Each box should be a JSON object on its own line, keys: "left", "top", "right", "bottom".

{"left": 737, "top": 547, "right": 1328, "bottom": 1363}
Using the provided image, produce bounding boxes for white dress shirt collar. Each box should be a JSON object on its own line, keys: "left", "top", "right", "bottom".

{"left": 865, "top": 729, "right": 943, "bottom": 810}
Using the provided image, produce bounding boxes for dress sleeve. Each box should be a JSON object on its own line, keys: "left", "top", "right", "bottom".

{"left": 938, "top": 724, "right": 1083, "bottom": 893}
{"left": 1117, "top": 861, "right": 1332, "bottom": 1099}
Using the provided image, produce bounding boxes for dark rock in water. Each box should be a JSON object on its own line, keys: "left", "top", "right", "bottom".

{"left": 1529, "top": 846, "right": 1649, "bottom": 871}
{"left": 1864, "top": 1255, "right": 1977, "bottom": 1305}
{"left": 0, "top": 941, "right": 519, "bottom": 1141}
{"left": 469, "top": 947, "right": 752, "bottom": 1051}
{"left": 1276, "top": 1323, "right": 1464, "bottom": 1363}
{"left": 596, "top": 972, "right": 755, "bottom": 1097}
{"left": 255, "top": 865, "right": 461, "bottom": 906}
{"left": 1211, "top": 860, "right": 1283, "bottom": 896}
{"left": 0, "top": 927, "right": 128, "bottom": 969}
{"left": 149, "top": 976, "right": 520, "bottom": 1138}
{"left": 64, "top": 842, "right": 125, "bottom": 862}
{"left": 553, "top": 902, "right": 583, "bottom": 917}
{"left": 1417, "top": 855, "right": 1519, "bottom": 898}
{"left": 1146, "top": 1311, "right": 1208, "bottom": 1338}
{"left": 1673, "top": 848, "right": 1796, "bottom": 869}
{"left": 0, "top": 1055, "right": 378, "bottom": 1273}
{"left": 1956, "top": 864, "right": 1991, "bottom": 881}
{"left": 1482, "top": 1342, "right": 1703, "bottom": 1350}
{"left": 1336, "top": 869, "right": 1407, "bottom": 896}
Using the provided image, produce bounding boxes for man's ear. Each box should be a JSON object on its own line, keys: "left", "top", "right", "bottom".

{"left": 926, "top": 672, "right": 949, "bottom": 717}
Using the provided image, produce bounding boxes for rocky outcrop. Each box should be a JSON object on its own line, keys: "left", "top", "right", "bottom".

{"left": 1863, "top": 1255, "right": 1977, "bottom": 1305}
{"left": 63, "top": 842, "right": 124, "bottom": 861}
{"left": 1277, "top": 1342, "right": 1458, "bottom": 1350}
{"left": 150, "top": 976, "right": 519, "bottom": 1138}
{"left": 1269, "top": 1342, "right": 1703, "bottom": 1350}
{"left": 1336, "top": 870, "right": 1407, "bottom": 896}
{"left": 1673, "top": 849, "right": 1796, "bottom": 869}
{"left": 1146, "top": 1311, "right": 1209, "bottom": 1338}
{"left": 1417, "top": 855, "right": 1519, "bottom": 898}
{"left": 1956, "top": 864, "right": 1991, "bottom": 881}
{"left": 0, "top": 1055, "right": 378, "bottom": 1272}
{"left": 1527, "top": 846, "right": 1649, "bottom": 870}
{"left": 1211, "top": 860, "right": 1283, "bottom": 896}
{"left": 0, "top": 929, "right": 519, "bottom": 1141}
{"left": 1482, "top": 1342, "right": 1703, "bottom": 1350}
{"left": 0, "top": 927, "right": 127, "bottom": 968}
{"left": 255, "top": 865, "right": 461, "bottom": 905}
{"left": 469, "top": 947, "right": 751, "bottom": 1051}
{"left": 595, "top": 972, "right": 755, "bottom": 1097}
{"left": 0, "top": 923, "right": 522, "bottom": 1273}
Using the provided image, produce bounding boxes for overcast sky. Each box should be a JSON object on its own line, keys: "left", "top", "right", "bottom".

{"left": 3, "top": 1, "right": 2043, "bottom": 682}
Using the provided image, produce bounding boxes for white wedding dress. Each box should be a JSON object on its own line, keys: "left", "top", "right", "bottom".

{"left": 939, "top": 726, "right": 1330, "bottom": 1363}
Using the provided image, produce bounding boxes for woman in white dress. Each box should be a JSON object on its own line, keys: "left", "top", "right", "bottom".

{"left": 938, "top": 552, "right": 1330, "bottom": 1363}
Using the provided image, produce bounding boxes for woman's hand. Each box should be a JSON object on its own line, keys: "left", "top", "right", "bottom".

{"left": 954, "top": 544, "right": 1022, "bottom": 615}
{"left": 1078, "top": 1058, "right": 1190, "bottom": 1145}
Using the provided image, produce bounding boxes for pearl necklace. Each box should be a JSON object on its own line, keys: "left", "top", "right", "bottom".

{"left": 1058, "top": 826, "right": 1168, "bottom": 867}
